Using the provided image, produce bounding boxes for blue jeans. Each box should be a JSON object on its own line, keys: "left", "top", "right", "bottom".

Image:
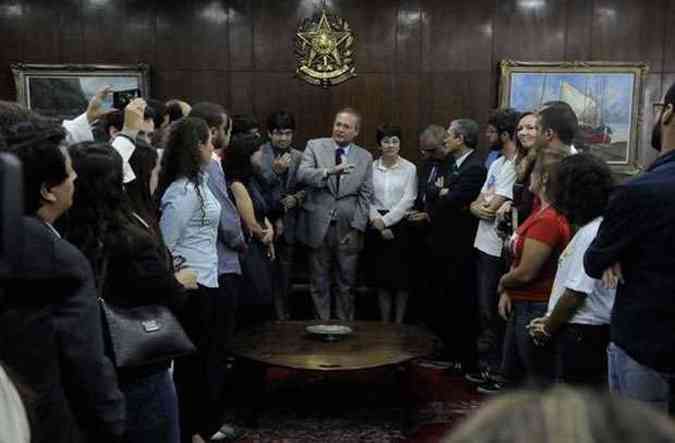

{"left": 501, "top": 300, "right": 555, "bottom": 387}
{"left": 121, "top": 368, "right": 180, "bottom": 443}
{"left": 608, "top": 342, "right": 674, "bottom": 413}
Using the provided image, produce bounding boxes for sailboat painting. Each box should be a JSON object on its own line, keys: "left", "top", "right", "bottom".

{"left": 499, "top": 61, "right": 648, "bottom": 173}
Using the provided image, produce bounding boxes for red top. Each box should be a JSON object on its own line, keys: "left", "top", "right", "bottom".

{"left": 508, "top": 205, "right": 571, "bottom": 302}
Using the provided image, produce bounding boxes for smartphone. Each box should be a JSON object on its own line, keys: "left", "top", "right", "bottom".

{"left": 112, "top": 88, "right": 141, "bottom": 110}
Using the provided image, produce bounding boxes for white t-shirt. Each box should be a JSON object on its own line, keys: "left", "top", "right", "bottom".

{"left": 546, "top": 217, "right": 615, "bottom": 325}
{"left": 473, "top": 155, "right": 517, "bottom": 257}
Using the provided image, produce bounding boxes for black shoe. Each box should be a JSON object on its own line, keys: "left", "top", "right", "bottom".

{"left": 465, "top": 369, "right": 489, "bottom": 384}
{"left": 445, "top": 362, "right": 465, "bottom": 378}
{"left": 477, "top": 379, "right": 504, "bottom": 394}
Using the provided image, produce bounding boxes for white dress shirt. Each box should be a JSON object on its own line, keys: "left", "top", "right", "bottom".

{"left": 369, "top": 156, "right": 417, "bottom": 227}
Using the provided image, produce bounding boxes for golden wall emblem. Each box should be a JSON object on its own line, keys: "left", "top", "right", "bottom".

{"left": 295, "top": 9, "right": 356, "bottom": 88}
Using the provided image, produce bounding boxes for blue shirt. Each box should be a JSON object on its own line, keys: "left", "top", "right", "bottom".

{"left": 484, "top": 149, "right": 502, "bottom": 169}
{"left": 160, "top": 174, "right": 221, "bottom": 288}
{"left": 206, "top": 159, "right": 244, "bottom": 276}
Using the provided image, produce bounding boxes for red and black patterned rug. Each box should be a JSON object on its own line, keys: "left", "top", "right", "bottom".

{"left": 229, "top": 363, "right": 484, "bottom": 443}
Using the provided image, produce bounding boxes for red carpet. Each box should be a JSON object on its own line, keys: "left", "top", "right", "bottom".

{"left": 231, "top": 362, "right": 484, "bottom": 442}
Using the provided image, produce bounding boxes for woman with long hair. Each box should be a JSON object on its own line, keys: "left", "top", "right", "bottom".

{"left": 65, "top": 142, "right": 197, "bottom": 443}
{"left": 156, "top": 116, "right": 227, "bottom": 443}
{"left": 495, "top": 111, "right": 538, "bottom": 237}
{"left": 224, "top": 133, "right": 276, "bottom": 328}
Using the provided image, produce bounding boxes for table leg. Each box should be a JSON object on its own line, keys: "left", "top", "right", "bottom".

{"left": 396, "top": 362, "right": 416, "bottom": 435}
{"left": 233, "top": 358, "right": 267, "bottom": 428}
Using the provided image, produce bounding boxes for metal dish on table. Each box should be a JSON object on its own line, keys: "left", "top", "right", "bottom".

{"left": 305, "top": 324, "right": 353, "bottom": 342}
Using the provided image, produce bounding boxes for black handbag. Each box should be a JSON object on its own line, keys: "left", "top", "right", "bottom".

{"left": 97, "top": 256, "right": 196, "bottom": 368}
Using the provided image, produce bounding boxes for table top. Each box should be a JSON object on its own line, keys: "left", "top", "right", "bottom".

{"left": 228, "top": 320, "right": 438, "bottom": 371}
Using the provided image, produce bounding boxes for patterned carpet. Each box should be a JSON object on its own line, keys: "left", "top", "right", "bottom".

{"left": 227, "top": 363, "right": 484, "bottom": 443}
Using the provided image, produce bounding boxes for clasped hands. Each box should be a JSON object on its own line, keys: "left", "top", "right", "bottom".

{"left": 371, "top": 217, "right": 394, "bottom": 240}
{"left": 272, "top": 153, "right": 291, "bottom": 174}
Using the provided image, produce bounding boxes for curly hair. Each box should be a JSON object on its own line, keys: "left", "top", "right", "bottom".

{"left": 548, "top": 153, "right": 615, "bottom": 227}
{"left": 223, "top": 133, "right": 263, "bottom": 182}
{"left": 156, "top": 117, "right": 210, "bottom": 222}
{"left": 64, "top": 142, "right": 136, "bottom": 274}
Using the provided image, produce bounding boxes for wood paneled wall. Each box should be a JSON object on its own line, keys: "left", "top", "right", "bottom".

{"left": 1, "top": 0, "right": 673, "bottom": 167}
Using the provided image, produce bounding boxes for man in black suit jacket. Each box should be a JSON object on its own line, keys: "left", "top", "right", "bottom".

{"left": 411, "top": 120, "right": 486, "bottom": 374}
{"left": 0, "top": 110, "right": 125, "bottom": 443}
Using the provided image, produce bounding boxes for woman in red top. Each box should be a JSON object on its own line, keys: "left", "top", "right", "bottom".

{"left": 496, "top": 147, "right": 571, "bottom": 387}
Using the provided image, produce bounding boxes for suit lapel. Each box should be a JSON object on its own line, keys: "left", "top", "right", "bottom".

{"left": 322, "top": 140, "right": 339, "bottom": 196}
{"left": 338, "top": 145, "right": 359, "bottom": 195}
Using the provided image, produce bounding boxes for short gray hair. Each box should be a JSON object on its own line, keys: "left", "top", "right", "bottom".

{"left": 419, "top": 124, "right": 447, "bottom": 148}
{"left": 450, "top": 119, "right": 479, "bottom": 149}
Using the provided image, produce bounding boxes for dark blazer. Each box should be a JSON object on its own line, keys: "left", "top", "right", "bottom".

{"left": 427, "top": 150, "right": 487, "bottom": 261}
{"left": 0, "top": 216, "right": 125, "bottom": 443}
{"left": 257, "top": 142, "right": 305, "bottom": 244}
{"left": 585, "top": 150, "right": 675, "bottom": 372}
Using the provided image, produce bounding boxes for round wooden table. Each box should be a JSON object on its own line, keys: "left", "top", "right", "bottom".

{"left": 228, "top": 320, "right": 438, "bottom": 371}
{"left": 227, "top": 320, "right": 438, "bottom": 431}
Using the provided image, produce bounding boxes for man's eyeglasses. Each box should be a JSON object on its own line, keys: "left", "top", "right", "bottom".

{"left": 653, "top": 102, "right": 666, "bottom": 114}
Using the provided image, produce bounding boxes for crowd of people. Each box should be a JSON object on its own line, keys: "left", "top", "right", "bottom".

{"left": 0, "top": 79, "right": 674, "bottom": 442}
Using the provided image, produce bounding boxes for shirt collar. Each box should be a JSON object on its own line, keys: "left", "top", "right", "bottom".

{"left": 455, "top": 149, "right": 473, "bottom": 168}
{"left": 44, "top": 222, "right": 61, "bottom": 238}
{"left": 375, "top": 157, "right": 401, "bottom": 171}
{"left": 335, "top": 142, "right": 351, "bottom": 155}
{"left": 648, "top": 149, "right": 675, "bottom": 172}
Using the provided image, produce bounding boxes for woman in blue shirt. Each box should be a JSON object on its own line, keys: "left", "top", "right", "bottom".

{"left": 156, "top": 117, "right": 226, "bottom": 443}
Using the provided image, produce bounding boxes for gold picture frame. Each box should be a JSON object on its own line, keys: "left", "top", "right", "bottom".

{"left": 499, "top": 60, "right": 648, "bottom": 175}
{"left": 11, "top": 63, "right": 150, "bottom": 120}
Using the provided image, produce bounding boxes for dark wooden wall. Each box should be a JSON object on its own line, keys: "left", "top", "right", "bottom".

{"left": 1, "top": 0, "right": 673, "bottom": 166}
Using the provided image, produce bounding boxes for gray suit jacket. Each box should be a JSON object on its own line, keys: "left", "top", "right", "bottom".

{"left": 257, "top": 142, "right": 304, "bottom": 244}
{"left": 297, "top": 137, "right": 373, "bottom": 249}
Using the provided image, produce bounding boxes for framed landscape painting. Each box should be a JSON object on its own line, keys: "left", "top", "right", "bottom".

{"left": 499, "top": 60, "right": 648, "bottom": 174}
{"left": 11, "top": 63, "right": 150, "bottom": 121}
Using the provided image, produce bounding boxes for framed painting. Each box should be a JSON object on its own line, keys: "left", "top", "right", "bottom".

{"left": 499, "top": 60, "right": 648, "bottom": 174}
{"left": 11, "top": 63, "right": 150, "bottom": 120}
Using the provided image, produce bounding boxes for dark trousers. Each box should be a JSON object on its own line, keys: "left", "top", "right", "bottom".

{"left": 121, "top": 369, "right": 179, "bottom": 443}
{"left": 273, "top": 240, "right": 295, "bottom": 320}
{"left": 218, "top": 273, "right": 241, "bottom": 344}
{"left": 475, "top": 250, "right": 505, "bottom": 370}
{"left": 501, "top": 300, "right": 555, "bottom": 387}
{"left": 424, "top": 253, "right": 478, "bottom": 371}
{"left": 554, "top": 323, "right": 609, "bottom": 388}
{"left": 174, "top": 285, "right": 229, "bottom": 442}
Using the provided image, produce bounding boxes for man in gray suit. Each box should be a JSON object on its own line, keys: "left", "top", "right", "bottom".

{"left": 298, "top": 107, "right": 373, "bottom": 320}
{"left": 257, "top": 110, "right": 306, "bottom": 320}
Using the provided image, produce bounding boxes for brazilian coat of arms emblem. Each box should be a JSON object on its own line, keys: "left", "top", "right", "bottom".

{"left": 295, "top": 9, "right": 356, "bottom": 88}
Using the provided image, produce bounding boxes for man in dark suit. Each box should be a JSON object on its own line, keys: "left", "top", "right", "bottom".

{"left": 0, "top": 107, "right": 126, "bottom": 443}
{"left": 257, "top": 110, "right": 306, "bottom": 320}
{"left": 585, "top": 81, "right": 675, "bottom": 413}
{"left": 414, "top": 119, "right": 487, "bottom": 374}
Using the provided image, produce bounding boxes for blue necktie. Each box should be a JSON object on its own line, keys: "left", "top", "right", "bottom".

{"left": 335, "top": 147, "right": 344, "bottom": 194}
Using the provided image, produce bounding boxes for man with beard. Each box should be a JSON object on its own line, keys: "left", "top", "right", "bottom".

{"left": 256, "top": 110, "right": 305, "bottom": 320}
{"left": 585, "top": 81, "right": 675, "bottom": 414}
